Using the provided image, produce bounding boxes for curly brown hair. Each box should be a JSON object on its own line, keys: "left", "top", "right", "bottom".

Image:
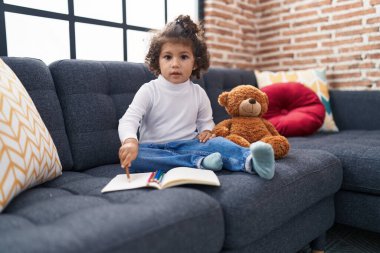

{"left": 145, "top": 15, "right": 210, "bottom": 79}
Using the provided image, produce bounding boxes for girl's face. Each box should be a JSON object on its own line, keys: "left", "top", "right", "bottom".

{"left": 159, "top": 42, "right": 196, "bottom": 84}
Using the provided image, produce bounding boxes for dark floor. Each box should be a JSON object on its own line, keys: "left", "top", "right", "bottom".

{"left": 300, "top": 224, "right": 380, "bottom": 253}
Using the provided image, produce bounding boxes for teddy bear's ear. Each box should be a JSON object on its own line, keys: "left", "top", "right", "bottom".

{"left": 260, "top": 92, "right": 269, "bottom": 115}
{"left": 264, "top": 92, "right": 269, "bottom": 105}
{"left": 218, "top": 92, "right": 229, "bottom": 106}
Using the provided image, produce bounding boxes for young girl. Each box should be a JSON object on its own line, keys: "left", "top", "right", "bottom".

{"left": 118, "top": 15, "right": 275, "bottom": 179}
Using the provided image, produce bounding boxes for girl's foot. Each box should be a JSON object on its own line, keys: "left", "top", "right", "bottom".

{"left": 249, "top": 141, "right": 275, "bottom": 180}
{"left": 201, "top": 152, "right": 223, "bottom": 171}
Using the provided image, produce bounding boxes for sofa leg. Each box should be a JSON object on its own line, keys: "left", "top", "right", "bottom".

{"left": 310, "top": 233, "right": 326, "bottom": 253}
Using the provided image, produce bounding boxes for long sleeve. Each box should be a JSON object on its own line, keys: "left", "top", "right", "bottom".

{"left": 196, "top": 88, "right": 215, "bottom": 132}
{"left": 119, "top": 76, "right": 215, "bottom": 144}
{"left": 118, "top": 85, "right": 152, "bottom": 143}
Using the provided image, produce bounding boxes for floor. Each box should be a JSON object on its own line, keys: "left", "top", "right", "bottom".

{"left": 300, "top": 224, "right": 380, "bottom": 253}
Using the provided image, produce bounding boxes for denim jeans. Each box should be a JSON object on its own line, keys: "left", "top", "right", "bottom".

{"left": 130, "top": 137, "right": 252, "bottom": 173}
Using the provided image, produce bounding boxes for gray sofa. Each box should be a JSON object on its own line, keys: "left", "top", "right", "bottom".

{"left": 289, "top": 91, "right": 380, "bottom": 234}
{"left": 0, "top": 56, "right": 377, "bottom": 253}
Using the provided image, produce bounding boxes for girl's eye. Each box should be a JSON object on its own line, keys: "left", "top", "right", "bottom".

{"left": 163, "top": 55, "right": 172, "bottom": 60}
{"left": 181, "top": 55, "right": 189, "bottom": 60}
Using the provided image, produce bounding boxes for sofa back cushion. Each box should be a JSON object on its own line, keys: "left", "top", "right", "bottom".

{"left": 330, "top": 90, "right": 380, "bottom": 130}
{"left": 1, "top": 57, "right": 73, "bottom": 170}
{"left": 202, "top": 68, "right": 257, "bottom": 124}
{"left": 49, "top": 60, "right": 155, "bottom": 171}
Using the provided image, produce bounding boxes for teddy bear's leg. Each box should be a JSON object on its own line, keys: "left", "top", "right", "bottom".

{"left": 226, "top": 134, "right": 251, "bottom": 147}
{"left": 249, "top": 141, "right": 275, "bottom": 180}
{"left": 261, "top": 136, "right": 290, "bottom": 159}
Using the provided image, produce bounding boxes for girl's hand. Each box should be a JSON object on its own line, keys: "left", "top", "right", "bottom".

{"left": 198, "top": 130, "right": 216, "bottom": 143}
{"left": 119, "top": 138, "right": 139, "bottom": 169}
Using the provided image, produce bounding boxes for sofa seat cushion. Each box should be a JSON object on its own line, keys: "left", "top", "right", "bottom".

{"left": 0, "top": 169, "right": 224, "bottom": 253}
{"left": 199, "top": 149, "right": 342, "bottom": 250}
{"left": 289, "top": 130, "right": 380, "bottom": 195}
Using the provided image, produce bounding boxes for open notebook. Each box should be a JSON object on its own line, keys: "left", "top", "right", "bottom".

{"left": 101, "top": 167, "right": 220, "bottom": 193}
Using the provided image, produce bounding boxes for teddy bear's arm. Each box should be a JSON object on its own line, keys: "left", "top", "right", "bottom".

{"left": 263, "top": 119, "right": 281, "bottom": 136}
{"left": 212, "top": 119, "right": 232, "bottom": 137}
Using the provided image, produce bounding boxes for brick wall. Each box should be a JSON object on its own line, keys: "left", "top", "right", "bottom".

{"left": 204, "top": 0, "right": 380, "bottom": 88}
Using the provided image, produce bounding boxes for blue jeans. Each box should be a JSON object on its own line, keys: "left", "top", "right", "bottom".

{"left": 130, "top": 137, "right": 252, "bottom": 173}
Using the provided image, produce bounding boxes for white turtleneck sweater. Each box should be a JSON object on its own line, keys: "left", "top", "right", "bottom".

{"left": 118, "top": 75, "right": 215, "bottom": 144}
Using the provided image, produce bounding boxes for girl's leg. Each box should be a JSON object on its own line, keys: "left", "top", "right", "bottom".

{"left": 166, "top": 137, "right": 250, "bottom": 172}
{"left": 201, "top": 152, "right": 223, "bottom": 171}
{"left": 168, "top": 137, "right": 275, "bottom": 179}
{"left": 249, "top": 141, "right": 275, "bottom": 179}
{"left": 130, "top": 143, "right": 220, "bottom": 173}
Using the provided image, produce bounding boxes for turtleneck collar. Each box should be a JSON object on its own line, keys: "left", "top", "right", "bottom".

{"left": 158, "top": 75, "right": 191, "bottom": 90}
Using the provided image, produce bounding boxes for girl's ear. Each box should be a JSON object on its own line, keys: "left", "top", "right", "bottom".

{"left": 218, "top": 92, "right": 229, "bottom": 106}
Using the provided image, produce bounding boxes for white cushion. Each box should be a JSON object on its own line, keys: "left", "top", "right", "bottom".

{"left": 0, "top": 59, "right": 62, "bottom": 212}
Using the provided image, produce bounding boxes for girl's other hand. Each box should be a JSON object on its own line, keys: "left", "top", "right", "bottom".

{"left": 198, "top": 130, "right": 216, "bottom": 143}
{"left": 119, "top": 138, "right": 139, "bottom": 169}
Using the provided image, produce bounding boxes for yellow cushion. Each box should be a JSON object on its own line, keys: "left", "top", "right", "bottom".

{"left": 255, "top": 69, "right": 339, "bottom": 132}
{"left": 0, "top": 59, "right": 62, "bottom": 212}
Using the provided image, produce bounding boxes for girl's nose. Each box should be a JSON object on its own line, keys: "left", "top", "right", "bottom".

{"left": 172, "top": 58, "right": 180, "bottom": 67}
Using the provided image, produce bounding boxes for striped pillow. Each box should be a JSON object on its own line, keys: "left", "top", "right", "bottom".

{"left": 0, "top": 59, "right": 62, "bottom": 212}
{"left": 255, "top": 69, "right": 339, "bottom": 132}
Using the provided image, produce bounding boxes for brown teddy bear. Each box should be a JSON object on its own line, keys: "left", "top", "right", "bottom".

{"left": 213, "top": 85, "right": 290, "bottom": 159}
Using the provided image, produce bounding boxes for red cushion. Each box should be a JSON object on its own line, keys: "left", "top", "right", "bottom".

{"left": 261, "top": 82, "right": 325, "bottom": 137}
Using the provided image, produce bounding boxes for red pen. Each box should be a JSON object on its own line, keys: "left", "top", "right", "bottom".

{"left": 147, "top": 171, "right": 156, "bottom": 184}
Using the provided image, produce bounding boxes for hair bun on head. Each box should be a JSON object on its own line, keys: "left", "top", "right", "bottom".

{"left": 174, "top": 15, "right": 199, "bottom": 37}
